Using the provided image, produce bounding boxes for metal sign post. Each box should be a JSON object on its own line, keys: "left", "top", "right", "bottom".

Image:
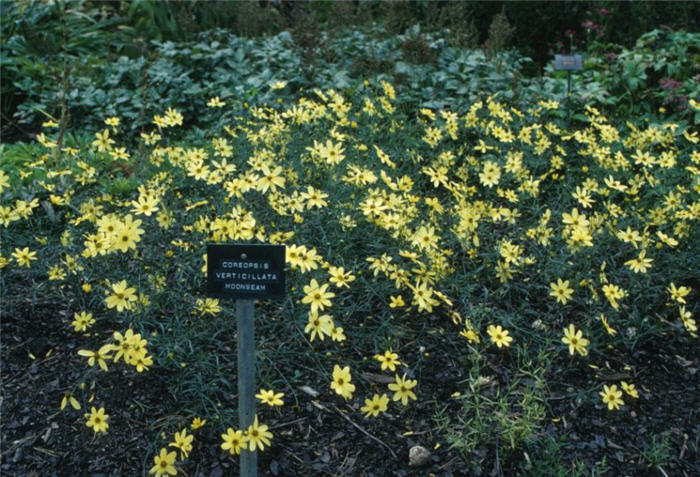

{"left": 207, "top": 243, "right": 286, "bottom": 477}
{"left": 554, "top": 54, "right": 583, "bottom": 123}
{"left": 237, "top": 298, "right": 257, "bottom": 475}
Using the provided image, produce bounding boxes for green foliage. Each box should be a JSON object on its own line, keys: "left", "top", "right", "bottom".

{"left": 434, "top": 352, "right": 547, "bottom": 469}
{"left": 520, "top": 434, "right": 610, "bottom": 476}
{"left": 3, "top": 19, "right": 541, "bottom": 142}
{"left": 641, "top": 432, "right": 672, "bottom": 469}
{"left": 583, "top": 29, "right": 700, "bottom": 123}
{"left": 484, "top": 7, "right": 515, "bottom": 58}
{"left": 4, "top": 1, "right": 698, "bottom": 142}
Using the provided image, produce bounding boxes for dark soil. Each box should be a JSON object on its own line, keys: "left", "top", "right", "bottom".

{"left": 2, "top": 300, "right": 698, "bottom": 477}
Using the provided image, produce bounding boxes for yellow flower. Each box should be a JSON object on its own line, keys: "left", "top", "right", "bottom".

{"left": 304, "top": 310, "right": 334, "bottom": 342}
{"left": 221, "top": 428, "right": 247, "bottom": 455}
{"left": 104, "top": 280, "right": 138, "bottom": 312}
{"left": 561, "top": 324, "right": 589, "bottom": 356}
{"left": 330, "top": 326, "right": 346, "bottom": 342}
{"left": 84, "top": 406, "right": 109, "bottom": 433}
{"left": 301, "top": 279, "right": 335, "bottom": 314}
{"left": 361, "top": 393, "right": 389, "bottom": 417}
{"left": 245, "top": 416, "right": 273, "bottom": 452}
{"left": 48, "top": 264, "right": 66, "bottom": 280}
{"left": 104, "top": 116, "right": 120, "bottom": 128}
{"left": 388, "top": 374, "right": 417, "bottom": 406}
{"left": 206, "top": 96, "right": 226, "bottom": 107}
{"left": 389, "top": 295, "right": 405, "bottom": 308}
{"left": 190, "top": 417, "right": 206, "bottom": 430}
{"left": 111, "top": 214, "right": 144, "bottom": 253}
{"left": 60, "top": 392, "right": 81, "bottom": 411}
{"left": 599, "top": 313, "right": 617, "bottom": 336}
{"left": 374, "top": 350, "right": 401, "bottom": 372}
{"left": 131, "top": 195, "right": 159, "bottom": 216}
{"left": 256, "top": 389, "right": 284, "bottom": 407}
{"left": 679, "top": 306, "right": 697, "bottom": 335}
{"left": 92, "top": 129, "right": 114, "bottom": 152}
{"left": 667, "top": 282, "right": 691, "bottom": 304}
{"left": 624, "top": 250, "right": 653, "bottom": 273}
{"left": 0, "top": 170, "right": 9, "bottom": 193}
{"left": 169, "top": 428, "right": 194, "bottom": 459}
{"left": 410, "top": 282, "right": 439, "bottom": 313}
{"left": 549, "top": 279, "right": 574, "bottom": 305}
{"left": 12, "top": 247, "right": 37, "bottom": 268}
{"left": 487, "top": 324, "right": 513, "bottom": 348}
{"left": 78, "top": 344, "right": 113, "bottom": 372}
{"left": 328, "top": 266, "right": 356, "bottom": 288}
{"left": 616, "top": 226, "right": 642, "bottom": 248}
{"left": 459, "top": 327, "right": 480, "bottom": 343}
{"left": 195, "top": 297, "right": 221, "bottom": 316}
{"left": 620, "top": 381, "right": 639, "bottom": 399}
{"left": 602, "top": 283, "right": 626, "bottom": 310}
{"left": 330, "top": 365, "right": 355, "bottom": 400}
{"left": 599, "top": 384, "right": 624, "bottom": 410}
{"left": 72, "top": 311, "right": 95, "bottom": 332}
{"left": 149, "top": 448, "right": 177, "bottom": 476}
{"left": 479, "top": 160, "right": 501, "bottom": 188}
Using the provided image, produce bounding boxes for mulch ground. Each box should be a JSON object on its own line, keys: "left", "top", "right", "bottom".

{"left": 2, "top": 299, "right": 698, "bottom": 476}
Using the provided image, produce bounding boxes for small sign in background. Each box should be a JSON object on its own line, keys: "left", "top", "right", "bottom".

{"left": 554, "top": 54, "right": 583, "bottom": 71}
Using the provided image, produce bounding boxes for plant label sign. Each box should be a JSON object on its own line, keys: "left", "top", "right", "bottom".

{"left": 207, "top": 243, "right": 285, "bottom": 299}
{"left": 554, "top": 54, "right": 583, "bottom": 71}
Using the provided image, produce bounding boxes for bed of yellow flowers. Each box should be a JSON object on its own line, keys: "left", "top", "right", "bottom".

{"left": 1, "top": 81, "right": 698, "bottom": 473}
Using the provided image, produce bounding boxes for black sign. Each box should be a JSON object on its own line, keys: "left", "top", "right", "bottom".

{"left": 554, "top": 54, "right": 583, "bottom": 71}
{"left": 207, "top": 243, "right": 285, "bottom": 299}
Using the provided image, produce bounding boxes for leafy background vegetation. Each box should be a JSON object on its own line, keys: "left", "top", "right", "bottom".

{"left": 1, "top": 1, "right": 699, "bottom": 476}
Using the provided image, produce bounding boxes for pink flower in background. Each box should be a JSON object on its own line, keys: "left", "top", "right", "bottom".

{"left": 659, "top": 77, "right": 682, "bottom": 90}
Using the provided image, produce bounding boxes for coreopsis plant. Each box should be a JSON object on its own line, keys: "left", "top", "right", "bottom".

{"left": 2, "top": 69, "right": 698, "bottom": 474}
{"left": 330, "top": 365, "right": 356, "bottom": 400}
{"left": 221, "top": 428, "right": 247, "bottom": 455}
{"left": 84, "top": 407, "right": 109, "bottom": 434}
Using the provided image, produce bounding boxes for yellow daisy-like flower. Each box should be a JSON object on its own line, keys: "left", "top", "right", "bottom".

{"left": 169, "top": 429, "right": 194, "bottom": 459}
{"left": 549, "top": 278, "right": 574, "bottom": 305}
{"left": 561, "top": 324, "right": 590, "bottom": 356}
{"left": 245, "top": 416, "right": 273, "bottom": 452}
{"left": 221, "top": 428, "right": 247, "bottom": 455}
{"left": 190, "top": 417, "right": 206, "bottom": 430}
{"left": 374, "top": 350, "right": 401, "bottom": 372}
{"left": 149, "top": 448, "right": 177, "bottom": 476}
{"left": 487, "top": 324, "right": 513, "bottom": 348}
{"left": 361, "top": 393, "right": 389, "bottom": 418}
{"left": 301, "top": 279, "right": 335, "bottom": 314}
{"left": 330, "top": 365, "right": 355, "bottom": 400}
{"left": 388, "top": 374, "right": 417, "bottom": 406}
{"left": 599, "top": 384, "right": 624, "bottom": 410}
{"left": 207, "top": 96, "right": 226, "bottom": 107}
{"left": 12, "top": 247, "right": 37, "bottom": 268}
{"left": 256, "top": 388, "right": 284, "bottom": 407}
{"left": 84, "top": 406, "right": 109, "bottom": 433}
{"left": 104, "top": 280, "right": 138, "bottom": 312}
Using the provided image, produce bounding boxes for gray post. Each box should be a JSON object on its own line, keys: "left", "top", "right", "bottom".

{"left": 567, "top": 70, "right": 572, "bottom": 124}
{"left": 237, "top": 298, "right": 257, "bottom": 476}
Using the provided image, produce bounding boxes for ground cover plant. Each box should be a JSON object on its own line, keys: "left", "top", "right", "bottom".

{"left": 2, "top": 4, "right": 700, "bottom": 477}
